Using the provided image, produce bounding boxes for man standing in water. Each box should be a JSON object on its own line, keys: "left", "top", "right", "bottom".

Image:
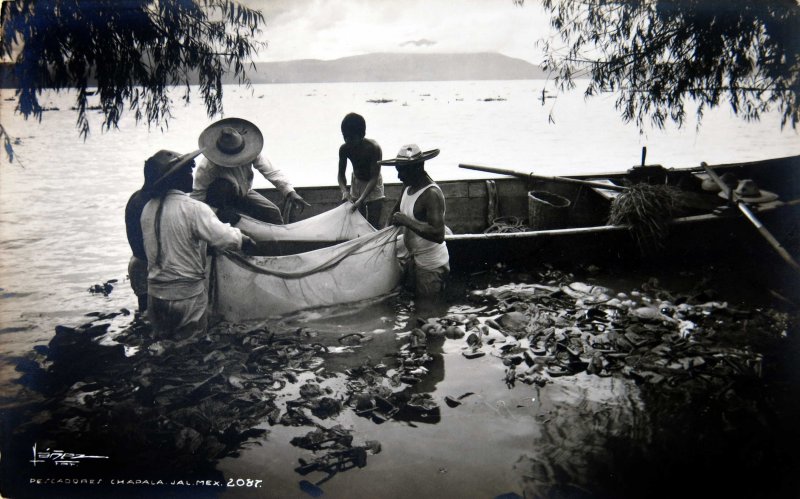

{"left": 380, "top": 144, "right": 449, "bottom": 299}
{"left": 192, "top": 117, "right": 310, "bottom": 225}
{"left": 141, "top": 148, "right": 254, "bottom": 342}
{"left": 125, "top": 162, "right": 159, "bottom": 314}
{"left": 337, "top": 112, "right": 385, "bottom": 228}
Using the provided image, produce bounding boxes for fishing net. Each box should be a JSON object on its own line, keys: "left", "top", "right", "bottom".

{"left": 213, "top": 226, "right": 402, "bottom": 321}
{"left": 236, "top": 202, "right": 377, "bottom": 243}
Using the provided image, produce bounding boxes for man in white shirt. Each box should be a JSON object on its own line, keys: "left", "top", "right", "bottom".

{"left": 141, "top": 148, "right": 255, "bottom": 341}
{"left": 191, "top": 117, "right": 309, "bottom": 225}
{"left": 380, "top": 144, "right": 449, "bottom": 298}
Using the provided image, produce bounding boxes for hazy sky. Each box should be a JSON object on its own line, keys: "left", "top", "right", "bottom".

{"left": 239, "top": 0, "right": 551, "bottom": 63}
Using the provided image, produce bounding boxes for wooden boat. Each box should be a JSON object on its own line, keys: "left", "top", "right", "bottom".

{"left": 210, "top": 154, "right": 798, "bottom": 321}
{"left": 254, "top": 154, "right": 800, "bottom": 271}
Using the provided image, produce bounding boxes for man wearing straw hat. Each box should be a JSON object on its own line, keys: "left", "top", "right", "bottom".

{"left": 124, "top": 155, "right": 165, "bottom": 315}
{"left": 192, "top": 118, "right": 310, "bottom": 224}
{"left": 380, "top": 144, "right": 450, "bottom": 299}
{"left": 140, "top": 148, "right": 255, "bottom": 342}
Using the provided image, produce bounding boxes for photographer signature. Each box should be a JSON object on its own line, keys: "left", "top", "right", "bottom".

{"left": 31, "top": 443, "right": 109, "bottom": 467}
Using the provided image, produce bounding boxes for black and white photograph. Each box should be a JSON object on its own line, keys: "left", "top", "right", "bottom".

{"left": 1, "top": 1, "right": 799, "bottom": 498}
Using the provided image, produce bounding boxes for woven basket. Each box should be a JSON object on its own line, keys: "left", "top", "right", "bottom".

{"left": 527, "top": 191, "right": 570, "bottom": 230}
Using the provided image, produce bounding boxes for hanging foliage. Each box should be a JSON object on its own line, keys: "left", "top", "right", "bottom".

{"left": 520, "top": 0, "right": 800, "bottom": 131}
{"left": 0, "top": 0, "right": 267, "bottom": 141}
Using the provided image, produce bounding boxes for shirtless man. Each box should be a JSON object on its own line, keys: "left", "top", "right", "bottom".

{"left": 379, "top": 144, "right": 449, "bottom": 297}
{"left": 338, "top": 112, "right": 385, "bottom": 228}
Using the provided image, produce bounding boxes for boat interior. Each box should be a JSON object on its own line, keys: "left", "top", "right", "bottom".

{"left": 259, "top": 156, "right": 799, "bottom": 236}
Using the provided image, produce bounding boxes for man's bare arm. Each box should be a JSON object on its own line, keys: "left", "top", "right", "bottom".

{"left": 392, "top": 188, "right": 446, "bottom": 244}
{"left": 337, "top": 147, "right": 352, "bottom": 201}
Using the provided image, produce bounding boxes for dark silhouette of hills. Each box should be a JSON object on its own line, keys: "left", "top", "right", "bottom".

{"left": 0, "top": 52, "right": 547, "bottom": 88}
{"left": 235, "top": 52, "right": 547, "bottom": 83}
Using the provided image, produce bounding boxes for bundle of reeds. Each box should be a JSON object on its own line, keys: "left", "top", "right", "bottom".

{"left": 608, "top": 183, "right": 679, "bottom": 254}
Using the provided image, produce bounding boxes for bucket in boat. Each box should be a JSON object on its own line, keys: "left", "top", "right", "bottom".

{"left": 527, "top": 191, "right": 571, "bottom": 230}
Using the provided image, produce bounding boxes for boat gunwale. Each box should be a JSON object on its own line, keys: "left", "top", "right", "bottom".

{"left": 443, "top": 199, "right": 792, "bottom": 241}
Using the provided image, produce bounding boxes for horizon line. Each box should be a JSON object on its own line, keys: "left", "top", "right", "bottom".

{"left": 251, "top": 51, "right": 541, "bottom": 65}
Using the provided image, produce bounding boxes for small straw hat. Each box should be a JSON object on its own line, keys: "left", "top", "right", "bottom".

{"left": 378, "top": 144, "right": 439, "bottom": 167}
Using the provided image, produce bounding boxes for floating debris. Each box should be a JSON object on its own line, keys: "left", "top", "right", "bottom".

{"left": 292, "top": 425, "right": 381, "bottom": 489}
{"left": 444, "top": 396, "right": 462, "bottom": 407}
{"left": 456, "top": 272, "right": 789, "bottom": 392}
{"left": 88, "top": 279, "right": 117, "bottom": 296}
{"left": 338, "top": 332, "right": 372, "bottom": 346}
{"left": 463, "top": 349, "right": 485, "bottom": 359}
{"left": 5, "top": 265, "right": 794, "bottom": 497}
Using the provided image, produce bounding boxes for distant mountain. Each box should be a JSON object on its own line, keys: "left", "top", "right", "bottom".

{"left": 0, "top": 53, "right": 547, "bottom": 88}
{"left": 230, "top": 53, "right": 547, "bottom": 83}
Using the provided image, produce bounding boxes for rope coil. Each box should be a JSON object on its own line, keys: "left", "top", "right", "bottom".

{"left": 484, "top": 216, "right": 529, "bottom": 234}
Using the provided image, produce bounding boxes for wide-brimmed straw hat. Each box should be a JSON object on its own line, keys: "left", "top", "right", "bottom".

{"left": 378, "top": 144, "right": 439, "bottom": 167}
{"left": 719, "top": 179, "right": 779, "bottom": 203}
{"left": 146, "top": 148, "right": 205, "bottom": 189}
{"left": 199, "top": 118, "right": 264, "bottom": 167}
{"left": 701, "top": 172, "right": 738, "bottom": 193}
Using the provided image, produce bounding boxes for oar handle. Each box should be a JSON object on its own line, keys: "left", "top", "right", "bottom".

{"left": 459, "top": 163, "right": 528, "bottom": 178}
{"left": 458, "top": 163, "right": 626, "bottom": 192}
{"left": 702, "top": 162, "right": 800, "bottom": 274}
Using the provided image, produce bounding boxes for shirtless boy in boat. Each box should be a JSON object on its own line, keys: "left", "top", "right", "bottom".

{"left": 338, "top": 112, "right": 385, "bottom": 228}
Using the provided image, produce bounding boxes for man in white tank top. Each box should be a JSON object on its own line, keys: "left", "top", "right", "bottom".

{"left": 379, "top": 144, "right": 450, "bottom": 298}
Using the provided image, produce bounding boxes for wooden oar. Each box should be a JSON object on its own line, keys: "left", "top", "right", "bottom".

{"left": 458, "top": 163, "right": 627, "bottom": 192}
{"left": 702, "top": 162, "right": 800, "bottom": 274}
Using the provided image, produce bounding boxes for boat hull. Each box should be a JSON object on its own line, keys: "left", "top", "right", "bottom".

{"left": 256, "top": 155, "right": 800, "bottom": 271}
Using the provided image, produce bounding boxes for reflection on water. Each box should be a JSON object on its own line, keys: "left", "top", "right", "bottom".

{"left": 0, "top": 267, "right": 797, "bottom": 499}
{"left": 229, "top": 299, "right": 659, "bottom": 499}
{"left": 513, "top": 375, "right": 650, "bottom": 498}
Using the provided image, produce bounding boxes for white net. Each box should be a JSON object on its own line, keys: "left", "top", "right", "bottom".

{"left": 213, "top": 225, "right": 402, "bottom": 321}
{"left": 235, "top": 202, "right": 376, "bottom": 243}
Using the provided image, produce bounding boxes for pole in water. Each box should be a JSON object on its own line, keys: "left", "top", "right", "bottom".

{"left": 641, "top": 146, "right": 647, "bottom": 167}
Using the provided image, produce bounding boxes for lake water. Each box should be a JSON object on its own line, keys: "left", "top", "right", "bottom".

{"left": 0, "top": 80, "right": 798, "bottom": 498}
{"left": 1, "top": 77, "right": 798, "bottom": 391}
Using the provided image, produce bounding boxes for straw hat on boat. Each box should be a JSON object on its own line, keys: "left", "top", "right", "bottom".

{"left": 145, "top": 149, "right": 205, "bottom": 189}
{"left": 199, "top": 118, "right": 264, "bottom": 167}
{"left": 701, "top": 172, "right": 738, "bottom": 193}
{"left": 378, "top": 144, "right": 439, "bottom": 166}
{"left": 719, "top": 179, "right": 779, "bottom": 203}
